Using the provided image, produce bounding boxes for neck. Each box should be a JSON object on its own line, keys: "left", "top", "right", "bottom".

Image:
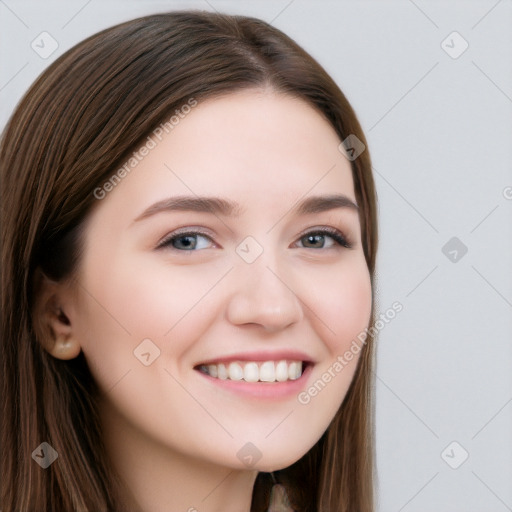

{"left": 98, "top": 397, "right": 258, "bottom": 512}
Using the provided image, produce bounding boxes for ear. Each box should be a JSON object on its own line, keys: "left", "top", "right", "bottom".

{"left": 32, "top": 267, "right": 82, "bottom": 360}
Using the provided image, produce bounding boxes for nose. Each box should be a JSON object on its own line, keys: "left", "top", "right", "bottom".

{"left": 225, "top": 254, "right": 304, "bottom": 332}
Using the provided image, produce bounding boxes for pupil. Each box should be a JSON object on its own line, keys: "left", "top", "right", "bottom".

{"left": 307, "top": 235, "right": 322, "bottom": 247}
{"left": 177, "top": 236, "right": 194, "bottom": 249}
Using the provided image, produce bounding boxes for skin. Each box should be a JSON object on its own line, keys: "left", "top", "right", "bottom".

{"left": 40, "top": 89, "right": 372, "bottom": 512}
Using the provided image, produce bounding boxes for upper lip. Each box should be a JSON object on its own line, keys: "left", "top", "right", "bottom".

{"left": 194, "top": 350, "right": 315, "bottom": 367}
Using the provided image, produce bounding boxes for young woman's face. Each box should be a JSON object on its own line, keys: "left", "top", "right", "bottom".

{"left": 69, "top": 90, "right": 372, "bottom": 471}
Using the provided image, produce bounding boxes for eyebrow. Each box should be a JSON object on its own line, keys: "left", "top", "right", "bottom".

{"left": 133, "top": 193, "right": 359, "bottom": 223}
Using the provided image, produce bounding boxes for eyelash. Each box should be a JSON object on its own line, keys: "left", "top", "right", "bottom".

{"left": 157, "top": 226, "right": 352, "bottom": 252}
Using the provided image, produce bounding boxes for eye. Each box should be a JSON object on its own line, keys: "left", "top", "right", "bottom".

{"left": 157, "top": 229, "right": 214, "bottom": 251}
{"left": 295, "top": 227, "right": 352, "bottom": 250}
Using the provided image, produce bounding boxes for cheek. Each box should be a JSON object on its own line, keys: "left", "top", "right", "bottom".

{"left": 333, "top": 266, "right": 372, "bottom": 353}
{"left": 294, "top": 258, "right": 372, "bottom": 412}
{"left": 73, "top": 256, "right": 222, "bottom": 377}
{"left": 105, "top": 258, "right": 224, "bottom": 345}
{"left": 304, "top": 257, "right": 372, "bottom": 358}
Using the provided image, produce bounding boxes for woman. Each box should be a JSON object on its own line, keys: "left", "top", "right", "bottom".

{"left": 0, "top": 10, "right": 378, "bottom": 512}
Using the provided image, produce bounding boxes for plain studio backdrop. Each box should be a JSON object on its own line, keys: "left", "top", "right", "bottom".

{"left": 1, "top": 1, "right": 511, "bottom": 511}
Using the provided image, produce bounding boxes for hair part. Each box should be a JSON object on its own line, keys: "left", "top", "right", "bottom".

{"left": 1, "top": 10, "right": 378, "bottom": 511}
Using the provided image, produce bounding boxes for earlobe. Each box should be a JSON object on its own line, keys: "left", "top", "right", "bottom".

{"left": 32, "top": 268, "right": 82, "bottom": 360}
{"left": 48, "top": 335, "right": 82, "bottom": 360}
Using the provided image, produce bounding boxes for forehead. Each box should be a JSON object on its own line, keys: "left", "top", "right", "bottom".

{"left": 91, "top": 90, "right": 357, "bottom": 224}
{"left": 170, "top": 89, "right": 348, "bottom": 172}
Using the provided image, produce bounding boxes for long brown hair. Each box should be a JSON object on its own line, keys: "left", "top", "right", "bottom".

{"left": 0, "top": 11, "right": 378, "bottom": 512}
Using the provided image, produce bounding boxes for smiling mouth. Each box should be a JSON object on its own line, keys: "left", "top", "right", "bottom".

{"left": 195, "top": 360, "right": 307, "bottom": 383}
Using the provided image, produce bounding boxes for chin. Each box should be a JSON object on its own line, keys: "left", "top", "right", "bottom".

{"left": 252, "top": 458, "right": 302, "bottom": 473}
{"left": 252, "top": 446, "right": 314, "bottom": 473}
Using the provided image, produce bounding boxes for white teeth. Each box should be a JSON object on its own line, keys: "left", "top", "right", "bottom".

{"left": 259, "top": 361, "right": 275, "bottom": 382}
{"left": 217, "top": 363, "right": 228, "bottom": 380}
{"left": 199, "top": 360, "right": 304, "bottom": 382}
{"left": 288, "top": 361, "right": 301, "bottom": 380}
{"left": 275, "top": 360, "right": 288, "bottom": 382}
{"left": 228, "top": 362, "right": 244, "bottom": 380}
{"left": 243, "top": 362, "right": 259, "bottom": 383}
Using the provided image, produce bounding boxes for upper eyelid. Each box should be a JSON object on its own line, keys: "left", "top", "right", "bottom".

{"left": 157, "top": 227, "right": 214, "bottom": 245}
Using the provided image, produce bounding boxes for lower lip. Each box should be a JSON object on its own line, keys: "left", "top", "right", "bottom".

{"left": 195, "top": 364, "right": 314, "bottom": 399}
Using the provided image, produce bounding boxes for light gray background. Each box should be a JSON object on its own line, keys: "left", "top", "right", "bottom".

{"left": 1, "top": 1, "right": 511, "bottom": 511}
